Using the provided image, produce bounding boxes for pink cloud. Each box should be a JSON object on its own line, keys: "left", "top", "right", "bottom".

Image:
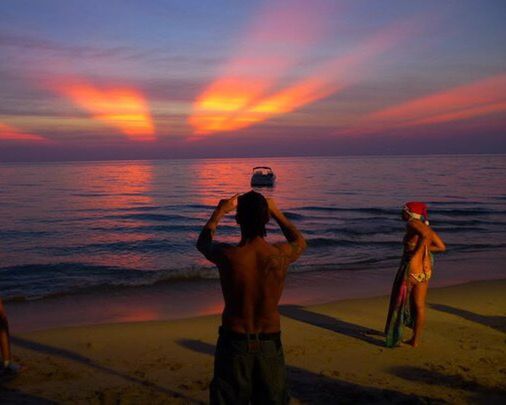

{"left": 0, "top": 122, "right": 46, "bottom": 142}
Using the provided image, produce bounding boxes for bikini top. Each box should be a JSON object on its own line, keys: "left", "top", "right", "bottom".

{"left": 404, "top": 240, "right": 417, "bottom": 251}
{"left": 403, "top": 234, "right": 418, "bottom": 253}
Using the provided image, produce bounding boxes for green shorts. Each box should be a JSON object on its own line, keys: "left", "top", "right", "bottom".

{"left": 210, "top": 327, "right": 289, "bottom": 405}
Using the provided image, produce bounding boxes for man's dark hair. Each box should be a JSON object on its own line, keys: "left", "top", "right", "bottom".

{"left": 236, "top": 190, "right": 269, "bottom": 239}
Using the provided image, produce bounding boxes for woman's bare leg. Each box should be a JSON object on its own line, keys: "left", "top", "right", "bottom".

{"left": 0, "top": 300, "right": 12, "bottom": 365}
{"left": 407, "top": 281, "right": 428, "bottom": 347}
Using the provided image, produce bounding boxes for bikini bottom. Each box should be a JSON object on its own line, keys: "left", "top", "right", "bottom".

{"left": 410, "top": 271, "right": 432, "bottom": 283}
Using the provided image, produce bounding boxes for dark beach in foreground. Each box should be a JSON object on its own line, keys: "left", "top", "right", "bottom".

{"left": 2, "top": 278, "right": 505, "bottom": 404}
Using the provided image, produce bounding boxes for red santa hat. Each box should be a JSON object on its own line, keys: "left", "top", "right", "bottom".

{"left": 403, "top": 201, "right": 429, "bottom": 224}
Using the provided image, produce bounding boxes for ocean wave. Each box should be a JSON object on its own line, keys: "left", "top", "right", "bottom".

{"left": 313, "top": 225, "right": 400, "bottom": 236}
{"left": 283, "top": 211, "right": 305, "bottom": 220}
{"left": 448, "top": 242, "right": 506, "bottom": 252}
{"left": 71, "top": 192, "right": 115, "bottom": 197}
{"left": 427, "top": 201, "right": 487, "bottom": 206}
{"left": 178, "top": 203, "right": 217, "bottom": 210}
{"left": 307, "top": 237, "right": 399, "bottom": 248}
{"left": 432, "top": 218, "right": 506, "bottom": 227}
{"left": 87, "top": 224, "right": 236, "bottom": 234}
{"left": 44, "top": 238, "right": 192, "bottom": 255}
{"left": 298, "top": 206, "right": 398, "bottom": 215}
{"left": 107, "top": 213, "right": 200, "bottom": 222}
{"left": 1, "top": 241, "right": 504, "bottom": 302}
{"left": 436, "top": 226, "right": 490, "bottom": 233}
{"left": 0, "top": 229, "right": 51, "bottom": 239}
{"left": 0, "top": 256, "right": 402, "bottom": 302}
{"left": 306, "top": 237, "right": 506, "bottom": 252}
{"left": 0, "top": 263, "right": 219, "bottom": 302}
{"left": 432, "top": 208, "right": 506, "bottom": 217}
{"left": 73, "top": 203, "right": 217, "bottom": 213}
{"left": 295, "top": 205, "right": 506, "bottom": 219}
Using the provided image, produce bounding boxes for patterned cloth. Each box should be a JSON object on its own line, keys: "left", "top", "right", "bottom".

{"left": 384, "top": 253, "right": 414, "bottom": 347}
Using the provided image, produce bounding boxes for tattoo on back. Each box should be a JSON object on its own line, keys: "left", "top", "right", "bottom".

{"left": 288, "top": 241, "right": 303, "bottom": 258}
{"left": 265, "top": 242, "right": 302, "bottom": 273}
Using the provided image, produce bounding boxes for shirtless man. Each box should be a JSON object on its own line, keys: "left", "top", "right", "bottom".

{"left": 197, "top": 191, "right": 306, "bottom": 404}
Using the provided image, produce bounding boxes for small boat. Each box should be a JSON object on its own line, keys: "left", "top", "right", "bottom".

{"left": 251, "top": 166, "right": 276, "bottom": 187}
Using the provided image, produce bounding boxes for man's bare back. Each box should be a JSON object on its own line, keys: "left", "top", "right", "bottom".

{"left": 217, "top": 238, "right": 291, "bottom": 333}
{"left": 197, "top": 193, "right": 306, "bottom": 333}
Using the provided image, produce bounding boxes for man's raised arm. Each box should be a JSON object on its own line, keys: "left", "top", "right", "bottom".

{"left": 196, "top": 194, "right": 238, "bottom": 263}
{"left": 268, "top": 198, "right": 307, "bottom": 264}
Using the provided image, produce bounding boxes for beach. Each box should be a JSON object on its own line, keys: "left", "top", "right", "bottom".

{"left": 2, "top": 279, "right": 505, "bottom": 404}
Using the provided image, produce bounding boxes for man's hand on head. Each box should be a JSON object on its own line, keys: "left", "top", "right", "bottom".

{"left": 217, "top": 193, "right": 239, "bottom": 214}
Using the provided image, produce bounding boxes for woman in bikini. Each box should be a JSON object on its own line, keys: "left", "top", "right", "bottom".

{"left": 385, "top": 202, "right": 446, "bottom": 348}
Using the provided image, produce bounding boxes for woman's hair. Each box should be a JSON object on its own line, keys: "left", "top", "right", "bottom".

{"left": 236, "top": 191, "right": 269, "bottom": 239}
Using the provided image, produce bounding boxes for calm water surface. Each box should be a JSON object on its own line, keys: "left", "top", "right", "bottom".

{"left": 1, "top": 155, "right": 505, "bottom": 301}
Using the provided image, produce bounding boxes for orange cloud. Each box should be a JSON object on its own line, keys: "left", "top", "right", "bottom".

{"left": 190, "top": 12, "right": 417, "bottom": 135}
{"left": 356, "top": 73, "right": 506, "bottom": 133}
{"left": 189, "top": 1, "right": 337, "bottom": 134}
{"left": 57, "top": 81, "right": 155, "bottom": 140}
{"left": 0, "top": 122, "right": 46, "bottom": 142}
{"left": 194, "top": 77, "right": 346, "bottom": 133}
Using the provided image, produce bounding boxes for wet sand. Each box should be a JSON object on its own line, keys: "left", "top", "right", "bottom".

{"left": 6, "top": 251, "right": 505, "bottom": 334}
{"left": 1, "top": 279, "right": 505, "bottom": 404}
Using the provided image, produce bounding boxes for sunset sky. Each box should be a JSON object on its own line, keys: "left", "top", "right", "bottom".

{"left": 1, "top": 0, "right": 505, "bottom": 161}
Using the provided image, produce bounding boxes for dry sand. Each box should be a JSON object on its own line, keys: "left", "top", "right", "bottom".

{"left": 1, "top": 279, "right": 505, "bottom": 404}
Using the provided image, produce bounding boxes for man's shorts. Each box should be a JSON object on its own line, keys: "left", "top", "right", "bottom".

{"left": 210, "top": 327, "right": 289, "bottom": 405}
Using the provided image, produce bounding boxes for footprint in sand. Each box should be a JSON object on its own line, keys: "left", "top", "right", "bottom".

{"left": 192, "top": 379, "right": 210, "bottom": 390}
{"left": 169, "top": 362, "right": 183, "bottom": 371}
{"left": 177, "top": 383, "right": 190, "bottom": 390}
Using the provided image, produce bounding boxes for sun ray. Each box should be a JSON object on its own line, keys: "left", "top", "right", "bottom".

{"left": 189, "top": 13, "right": 419, "bottom": 135}
{"left": 351, "top": 73, "right": 506, "bottom": 134}
{"left": 56, "top": 81, "right": 156, "bottom": 140}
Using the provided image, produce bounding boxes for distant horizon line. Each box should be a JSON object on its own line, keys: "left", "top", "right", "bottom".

{"left": 1, "top": 151, "right": 505, "bottom": 165}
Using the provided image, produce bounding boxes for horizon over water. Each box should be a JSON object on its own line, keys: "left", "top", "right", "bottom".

{"left": 2, "top": 151, "right": 505, "bottom": 165}
{"left": 1, "top": 154, "right": 505, "bottom": 305}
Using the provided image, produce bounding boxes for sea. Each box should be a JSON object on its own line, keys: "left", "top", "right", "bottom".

{"left": 1, "top": 154, "right": 505, "bottom": 307}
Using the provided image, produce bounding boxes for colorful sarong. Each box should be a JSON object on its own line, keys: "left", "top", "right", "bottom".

{"left": 384, "top": 254, "right": 414, "bottom": 347}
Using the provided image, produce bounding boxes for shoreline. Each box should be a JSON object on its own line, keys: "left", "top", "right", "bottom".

{"left": 2, "top": 279, "right": 505, "bottom": 403}
{"left": 6, "top": 250, "right": 506, "bottom": 333}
